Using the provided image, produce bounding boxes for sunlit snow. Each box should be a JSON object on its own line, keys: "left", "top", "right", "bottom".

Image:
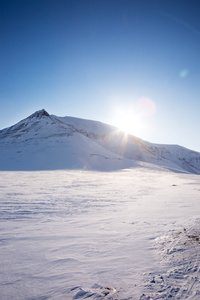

{"left": 0, "top": 168, "right": 199, "bottom": 299}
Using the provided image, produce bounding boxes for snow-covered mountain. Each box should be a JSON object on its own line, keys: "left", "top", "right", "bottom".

{"left": 0, "top": 109, "right": 200, "bottom": 173}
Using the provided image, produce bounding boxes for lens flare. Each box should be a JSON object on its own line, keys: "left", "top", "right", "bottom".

{"left": 179, "top": 69, "right": 189, "bottom": 79}
{"left": 137, "top": 97, "right": 156, "bottom": 116}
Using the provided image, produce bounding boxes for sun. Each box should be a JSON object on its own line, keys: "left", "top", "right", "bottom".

{"left": 112, "top": 108, "right": 143, "bottom": 137}
{"left": 110, "top": 98, "right": 156, "bottom": 137}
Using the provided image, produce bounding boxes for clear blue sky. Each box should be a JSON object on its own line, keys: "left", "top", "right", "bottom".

{"left": 1, "top": 0, "right": 200, "bottom": 151}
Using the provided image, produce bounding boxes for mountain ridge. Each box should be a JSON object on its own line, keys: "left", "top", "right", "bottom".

{"left": 0, "top": 109, "right": 200, "bottom": 173}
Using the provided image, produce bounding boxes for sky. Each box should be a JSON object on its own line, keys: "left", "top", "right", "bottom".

{"left": 1, "top": 0, "right": 200, "bottom": 151}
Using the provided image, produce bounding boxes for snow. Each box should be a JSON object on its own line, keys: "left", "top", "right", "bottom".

{"left": 1, "top": 109, "right": 200, "bottom": 173}
{"left": 0, "top": 167, "right": 199, "bottom": 299}
{"left": 142, "top": 219, "right": 200, "bottom": 299}
{"left": 0, "top": 110, "right": 200, "bottom": 298}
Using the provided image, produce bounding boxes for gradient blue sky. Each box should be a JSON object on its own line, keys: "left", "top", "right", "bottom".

{"left": 1, "top": 0, "right": 200, "bottom": 151}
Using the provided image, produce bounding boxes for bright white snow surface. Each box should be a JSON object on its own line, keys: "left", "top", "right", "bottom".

{"left": 1, "top": 109, "right": 200, "bottom": 174}
{"left": 0, "top": 166, "right": 200, "bottom": 299}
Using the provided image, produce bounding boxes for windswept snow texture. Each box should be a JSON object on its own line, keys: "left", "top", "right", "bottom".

{"left": 142, "top": 219, "right": 200, "bottom": 299}
{"left": 0, "top": 109, "right": 200, "bottom": 173}
{"left": 0, "top": 168, "right": 200, "bottom": 299}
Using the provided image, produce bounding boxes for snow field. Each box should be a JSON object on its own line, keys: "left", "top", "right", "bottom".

{"left": 0, "top": 167, "right": 199, "bottom": 299}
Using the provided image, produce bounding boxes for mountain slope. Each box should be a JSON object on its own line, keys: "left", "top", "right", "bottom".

{"left": 0, "top": 109, "right": 200, "bottom": 173}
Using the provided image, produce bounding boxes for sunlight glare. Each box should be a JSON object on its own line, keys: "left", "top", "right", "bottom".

{"left": 111, "top": 97, "right": 156, "bottom": 137}
{"left": 112, "top": 108, "right": 143, "bottom": 136}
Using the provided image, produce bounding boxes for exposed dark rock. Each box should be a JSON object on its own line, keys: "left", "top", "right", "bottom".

{"left": 28, "top": 109, "right": 50, "bottom": 119}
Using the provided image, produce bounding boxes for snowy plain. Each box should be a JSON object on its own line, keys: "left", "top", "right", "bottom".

{"left": 0, "top": 165, "right": 199, "bottom": 299}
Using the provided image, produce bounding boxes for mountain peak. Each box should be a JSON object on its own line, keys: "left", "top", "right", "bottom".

{"left": 0, "top": 109, "right": 200, "bottom": 173}
{"left": 29, "top": 109, "right": 50, "bottom": 119}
